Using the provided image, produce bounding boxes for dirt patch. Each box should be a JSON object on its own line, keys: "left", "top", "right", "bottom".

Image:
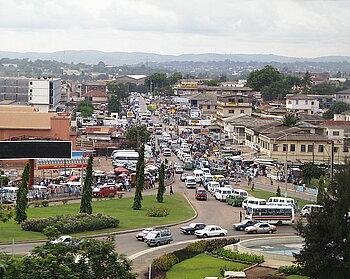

{"left": 245, "top": 266, "right": 284, "bottom": 279}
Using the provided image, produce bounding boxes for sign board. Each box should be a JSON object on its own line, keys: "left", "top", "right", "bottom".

{"left": 190, "top": 109, "right": 200, "bottom": 119}
{"left": 37, "top": 158, "right": 88, "bottom": 170}
{"left": 0, "top": 141, "right": 71, "bottom": 159}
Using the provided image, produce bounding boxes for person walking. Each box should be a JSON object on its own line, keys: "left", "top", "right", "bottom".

{"left": 239, "top": 211, "right": 243, "bottom": 222}
{"left": 170, "top": 185, "right": 174, "bottom": 195}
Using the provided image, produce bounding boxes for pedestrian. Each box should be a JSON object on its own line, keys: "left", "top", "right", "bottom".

{"left": 251, "top": 183, "right": 255, "bottom": 191}
{"left": 170, "top": 185, "right": 174, "bottom": 195}
{"left": 239, "top": 211, "right": 243, "bottom": 222}
{"left": 270, "top": 178, "right": 273, "bottom": 186}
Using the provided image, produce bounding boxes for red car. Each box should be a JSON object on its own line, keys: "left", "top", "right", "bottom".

{"left": 136, "top": 228, "right": 155, "bottom": 241}
{"left": 195, "top": 187, "right": 207, "bottom": 200}
{"left": 92, "top": 185, "right": 118, "bottom": 197}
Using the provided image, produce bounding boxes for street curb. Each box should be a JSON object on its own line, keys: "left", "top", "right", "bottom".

{"left": 0, "top": 193, "right": 198, "bottom": 246}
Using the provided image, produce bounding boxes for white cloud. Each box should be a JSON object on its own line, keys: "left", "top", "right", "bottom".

{"left": 0, "top": 0, "right": 348, "bottom": 56}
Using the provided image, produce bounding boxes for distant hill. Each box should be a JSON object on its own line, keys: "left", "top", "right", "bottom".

{"left": 0, "top": 50, "right": 349, "bottom": 65}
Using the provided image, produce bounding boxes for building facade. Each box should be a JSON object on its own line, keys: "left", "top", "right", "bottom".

{"left": 28, "top": 78, "right": 61, "bottom": 112}
{"left": 286, "top": 94, "right": 319, "bottom": 115}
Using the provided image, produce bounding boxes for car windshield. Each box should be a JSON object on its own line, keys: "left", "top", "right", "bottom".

{"left": 189, "top": 223, "right": 196, "bottom": 228}
{"left": 141, "top": 229, "right": 151, "bottom": 233}
{"left": 146, "top": 232, "right": 158, "bottom": 239}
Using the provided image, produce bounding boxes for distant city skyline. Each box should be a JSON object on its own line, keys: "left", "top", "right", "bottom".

{"left": 0, "top": 0, "right": 349, "bottom": 58}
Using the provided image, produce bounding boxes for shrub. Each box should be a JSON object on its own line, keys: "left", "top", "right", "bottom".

{"left": 147, "top": 206, "right": 169, "bottom": 217}
{"left": 33, "top": 201, "right": 41, "bottom": 208}
{"left": 151, "top": 253, "right": 179, "bottom": 271}
{"left": 108, "top": 193, "right": 115, "bottom": 199}
{"left": 278, "top": 265, "right": 304, "bottom": 276}
{"left": 117, "top": 193, "right": 123, "bottom": 199}
{"left": 212, "top": 248, "right": 264, "bottom": 264}
{"left": 220, "top": 264, "right": 245, "bottom": 276}
{"left": 43, "top": 226, "right": 60, "bottom": 241}
{"left": 206, "top": 238, "right": 239, "bottom": 252}
{"left": 62, "top": 199, "right": 69, "bottom": 205}
{"left": 41, "top": 200, "right": 49, "bottom": 207}
{"left": 21, "top": 213, "right": 120, "bottom": 234}
{"left": 186, "top": 240, "right": 208, "bottom": 253}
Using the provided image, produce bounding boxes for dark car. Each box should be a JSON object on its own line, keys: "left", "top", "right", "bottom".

{"left": 180, "top": 223, "right": 206, "bottom": 234}
{"left": 233, "top": 219, "right": 259, "bottom": 231}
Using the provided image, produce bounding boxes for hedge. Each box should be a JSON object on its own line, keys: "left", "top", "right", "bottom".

{"left": 21, "top": 213, "right": 119, "bottom": 234}
{"left": 278, "top": 265, "right": 304, "bottom": 276}
{"left": 212, "top": 248, "right": 264, "bottom": 264}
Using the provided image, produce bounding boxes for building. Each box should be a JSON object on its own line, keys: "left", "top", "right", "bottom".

{"left": 334, "top": 110, "right": 350, "bottom": 121}
{"left": 219, "top": 80, "right": 247, "bottom": 87}
{"left": 334, "top": 89, "right": 350, "bottom": 104}
{"left": 0, "top": 77, "right": 30, "bottom": 102}
{"left": 28, "top": 77, "right": 61, "bottom": 112}
{"left": 83, "top": 90, "right": 109, "bottom": 104}
{"left": 216, "top": 94, "right": 253, "bottom": 127}
{"left": 187, "top": 93, "right": 218, "bottom": 117}
{"left": 114, "top": 75, "right": 147, "bottom": 85}
{"left": 174, "top": 84, "right": 253, "bottom": 96}
{"left": 80, "top": 81, "right": 107, "bottom": 95}
{"left": 286, "top": 94, "right": 319, "bottom": 115}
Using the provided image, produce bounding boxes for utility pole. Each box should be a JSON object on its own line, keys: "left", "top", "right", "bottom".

{"left": 330, "top": 140, "right": 334, "bottom": 181}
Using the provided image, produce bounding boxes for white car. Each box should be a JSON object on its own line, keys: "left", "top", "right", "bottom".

{"left": 194, "top": 225, "right": 228, "bottom": 238}
{"left": 50, "top": 235, "right": 72, "bottom": 245}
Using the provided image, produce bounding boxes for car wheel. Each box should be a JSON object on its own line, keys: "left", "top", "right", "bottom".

{"left": 203, "top": 234, "right": 208, "bottom": 238}
{"left": 268, "top": 230, "right": 273, "bottom": 234}
{"left": 219, "top": 233, "right": 224, "bottom": 237}
{"left": 167, "top": 239, "right": 171, "bottom": 244}
{"left": 240, "top": 227, "right": 244, "bottom": 231}
{"left": 156, "top": 242, "right": 160, "bottom": 246}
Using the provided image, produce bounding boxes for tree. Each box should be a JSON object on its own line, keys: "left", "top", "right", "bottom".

{"left": 295, "top": 164, "right": 350, "bottom": 278}
{"left": 126, "top": 126, "right": 151, "bottom": 145}
{"left": 43, "top": 226, "right": 60, "bottom": 241}
{"left": 261, "top": 79, "right": 291, "bottom": 101}
{"left": 246, "top": 65, "right": 283, "bottom": 91}
{"left": 15, "top": 163, "right": 30, "bottom": 224}
{"left": 0, "top": 205, "right": 13, "bottom": 223}
{"left": 302, "top": 163, "right": 325, "bottom": 185}
{"left": 132, "top": 145, "right": 145, "bottom": 210}
{"left": 146, "top": 73, "right": 169, "bottom": 90}
{"left": 77, "top": 100, "right": 94, "bottom": 117}
{"left": 203, "top": 79, "right": 220, "bottom": 86}
{"left": 308, "top": 83, "right": 336, "bottom": 95}
{"left": 107, "top": 81, "right": 129, "bottom": 99}
{"left": 283, "top": 114, "right": 299, "bottom": 126}
{"left": 107, "top": 94, "right": 121, "bottom": 113}
{"left": 80, "top": 155, "right": 94, "bottom": 214}
{"left": 276, "top": 185, "right": 281, "bottom": 197}
{"left": 301, "top": 71, "right": 313, "bottom": 91}
{"left": 0, "top": 237, "right": 137, "bottom": 279}
{"left": 323, "top": 102, "right": 350, "bottom": 119}
{"left": 316, "top": 176, "right": 326, "bottom": 204}
{"left": 168, "top": 72, "right": 183, "bottom": 85}
{"left": 156, "top": 163, "right": 166, "bottom": 203}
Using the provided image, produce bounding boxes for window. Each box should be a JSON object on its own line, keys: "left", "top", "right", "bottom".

{"left": 343, "top": 146, "right": 348, "bottom": 153}
{"left": 318, "top": 145, "right": 324, "bottom": 152}
{"left": 308, "top": 144, "right": 314, "bottom": 152}
{"left": 228, "top": 98, "right": 235, "bottom": 102}
{"left": 296, "top": 100, "right": 299, "bottom": 105}
{"left": 334, "top": 147, "right": 339, "bottom": 153}
{"left": 238, "top": 98, "right": 243, "bottom": 103}
{"left": 311, "top": 101, "right": 314, "bottom": 105}
{"left": 290, "top": 144, "right": 295, "bottom": 152}
{"left": 228, "top": 110, "right": 235, "bottom": 114}
{"left": 240, "top": 109, "right": 245, "bottom": 114}
{"left": 288, "top": 100, "right": 292, "bottom": 104}
{"left": 207, "top": 105, "right": 210, "bottom": 109}
{"left": 301, "top": 145, "right": 306, "bottom": 152}
{"left": 305, "top": 100, "right": 308, "bottom": 104}
{"left": 283, "top": 144, "right": 288, "bottom": 152}
{"left": 333, "top": 131, "right": 340, "bottom": 136}
{"left": 273, "top": 144, "right": 278, "bottom": 151}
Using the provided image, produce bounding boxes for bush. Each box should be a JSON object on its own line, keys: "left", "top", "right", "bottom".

{"left": 21, "top": 213, "right": 120, "bottom": 234}
{"left": 147, "top": 206, "right": 169, "bottom": 217}
{"left": 278, "top": 265, "right": 304, "bottom": 276}
{"left": 108, "top": 193, "right": 115, "bottom": 199}
{"left": 62, "top": 199, "right": 69, "bottom": 205}
{"left": 212, "top": 248, "right": 264, "bottom": 264}
{"left": 33, "top": 201, "right": 41, "bottom": 207}
{"left": 220, "top": 264, "right": 245, "bottom": 276}
{"left": 151, "top": 253, "right": 179, "bottom": 271}
{"left": 43, "top": 226, "right": 60, "bottom": 241}
{"left": 41, "top": 200, "right": 49, "bottom": 207}
{"left": 186, "top": 240, "right": 208, "bottom": 253}
{"left": 206, "top": 238, "right": 239, "bottom": 252}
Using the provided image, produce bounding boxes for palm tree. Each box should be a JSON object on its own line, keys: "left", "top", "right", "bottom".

{"left": 301, "top": 71, "right": 313, "bottom": 92}
{"left": 283, "top": 114, "right": 298, "bottom": 126}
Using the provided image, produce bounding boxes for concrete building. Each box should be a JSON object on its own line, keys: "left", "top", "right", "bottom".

{"left": 187, "top": 93, "right": 218, "bottom": 117}
{"left": 114, "top": 75, "right": 147, "bottom": 85}
{"left": 0, "top": 77, "right": 30, "bottom": 102}
{"left": 334, "top": 110, "right": 350, "bottom": 121}
{"left": 334, "top": 89, "right": 350, "bottom": 104}
{"left": 216, "top": 94, "right": 253, "bottom": 127}
{"left": 175, "top": 84, "right": 252, "bottom": 96}
{"left": 83, "top": 90, "right": 109, "bottom": 104}
{"left": 286, "top": 94, "right": 319, "bottom": 115}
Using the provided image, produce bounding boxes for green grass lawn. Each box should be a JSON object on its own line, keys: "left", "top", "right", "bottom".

{"left": 240, "top": 186, "right": 312, "bottom": 209}
{"left": 0, "top": 193, "right": 194, "bottom": 243}
{"left": 287, "top": 275, "right": 309, "bottom": 279}
{"left": 166, "top": 253, "right": 248, "bottom": 279}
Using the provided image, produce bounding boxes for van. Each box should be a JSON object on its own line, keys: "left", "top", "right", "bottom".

{"left": 301, "top": 204, "right": 323, "bottom": 216}
{"left": 92, "top": 185, "right": 118, "bottom": 197}
{"left": 195, "top": 187, "right": 208, "bottom": 201}
{"left": 214, "top": 187, "right": 232, "bottom": 202}
{"left": 232, "top": 189, "right": 248, "bottom": 199}
{"left": 201, "top": 168, "right": 211, "bottom": 175}
{"left": 207, "top": 181, "right": 220, "bottom": 194}
{"left": 268, "top": 197, "right": 295, "bottom": 207}
{"left": 226, "top": 193, "right": 246, "bottom": 207}
{"left": 242, "top": 198, "right": 267, "bottom": 209}
{"left": 163, "top": 148, "right": 171, "bottom": 157}
{"left": 201, "top": 174, "right": 214, "bottom": 187}
{"left": 144, "top": 228, "right": 173, "bottom": 246}
{"left": 185, "top": 176, "right": 197, "bottom": 188}
{"left": 193, "top": 170, "right": 204, "bottom": 183}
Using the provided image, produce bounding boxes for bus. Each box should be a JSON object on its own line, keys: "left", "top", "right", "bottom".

{"left": 112, "top": 150, "right": 139, "bottom": 166}
{"left": 245, "top": 204, "right": 295, "bottom": 225}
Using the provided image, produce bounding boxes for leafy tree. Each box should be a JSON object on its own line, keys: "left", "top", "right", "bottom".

{"left": 80, "top": 155, "right": 94, "bottom": 214}
{"left": 316, "top": 176, "right": 326, "bottom": 204}
{"left": 147, "top": 73, "right": 169, "bottom": 89}
{"left": 0, "top": 205, "right": 13, "bottom": 223}
{"left": 261, "top": 79, "right": 291, "bottom": 101}
{"left": 276, "top": 185, "right": 281, "bottom": 197}
{"left": 156, "top": 163, "right": 166, "bottom": 203}
{"left": 15, "top": 163, "right": 30, "bottom": 224}
{"left": 295, "top": 164, "right": 350, "bottom": 279}
{"left": 168, "top": 72, "right": 183, "bottom": 85}
{"left": 283, "top": 114, "right": 299, "bottom": 126}
{"left": 302, "top": 163, "right": 325, "bottom": 185}
{"left": 77, "top": 100, "right": 94, "bottom": 117}
{"left": 301, "top": 71, "right": 313, "bottom": 91}
{"left": 203, "top": 79, "right": 220, "bottom": 86}
{"left": 126, "top": 126, "right": 151, "bottom": 145}
{"left": 284, "top": 75, "right": 301, "bottom": 89}
{"left": 43, "top": 226, "right": 60, "bottom": 241}
{"left": 246, "top": 65, "right": 283, "bottom": 91}
{"left": 107, "top": 81, "right": 129, "bottom": 99}
{"left": 132, "top": 145, "right": 145, "bottom": 210}
{"left": 308, "top": 83, "right": 336, "bottom": 95}
{"left": 107, "top": 94, "right": 121, "bottom": 113}
{"left": 323, "top": 102, "right": 350, "bottom": 119}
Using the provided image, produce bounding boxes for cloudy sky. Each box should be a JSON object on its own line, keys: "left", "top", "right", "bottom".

{"left": 0, "top": 0, "right": 349, "bottom": 57}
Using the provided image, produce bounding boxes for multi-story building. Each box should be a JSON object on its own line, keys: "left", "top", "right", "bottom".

{"left": 286, "top": 94, "right": 319, "bottom": 115}
{"left": 174, "top": 84, "right": 252, "bottom": 96}
{"left": 80, "top": 81, "right": 107, "bottom": 95}
{"left": 334, "top": 89, "right": 350, "bottom": 104}
{"left": 0, "top": 77, "right": 30, "bottom": 102}
{"left": 216, "top": 94, "right": 253, "bottom": 127}
{"left": 187, "top": 93, "right": 218, "bottom": 117}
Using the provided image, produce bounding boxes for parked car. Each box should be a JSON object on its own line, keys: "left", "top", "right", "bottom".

{"left": 180, "top": 173, "right": 189, "bottom": 182}
{"left": 195, "top": 187, "right": 208, "bottom": 200}
{"left": 180, "top": 223, "right": 206, "bottom": 234}
{"left": 185, "top": 176, "right": 197, "bottom": 189}
{"left": 136, "top": 228, "right": 155, "bottom": 241}
{"left": 245, "top": 223, "right": 277, "bottom": 234}
{"left": 233, "top": 219, "right": 259, "bottom": 231}
{"left": 195, "top": 225, "right": 228, "bottom": 238}
{"left": 144, "top": 228, "right": 173, "bottom": 246}
{"left": 92, "top": 185, "right": 118, "bottom": 197}
{"left": 50, "top": 235, "right": 72, "bottom": 245}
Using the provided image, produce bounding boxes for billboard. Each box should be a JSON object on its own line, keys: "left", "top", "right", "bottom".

{"left": 0, "top": 141, "right": 71, "bottom": 159}
{"left": 37, "top": 150, "right": 93, "bottom": 170}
